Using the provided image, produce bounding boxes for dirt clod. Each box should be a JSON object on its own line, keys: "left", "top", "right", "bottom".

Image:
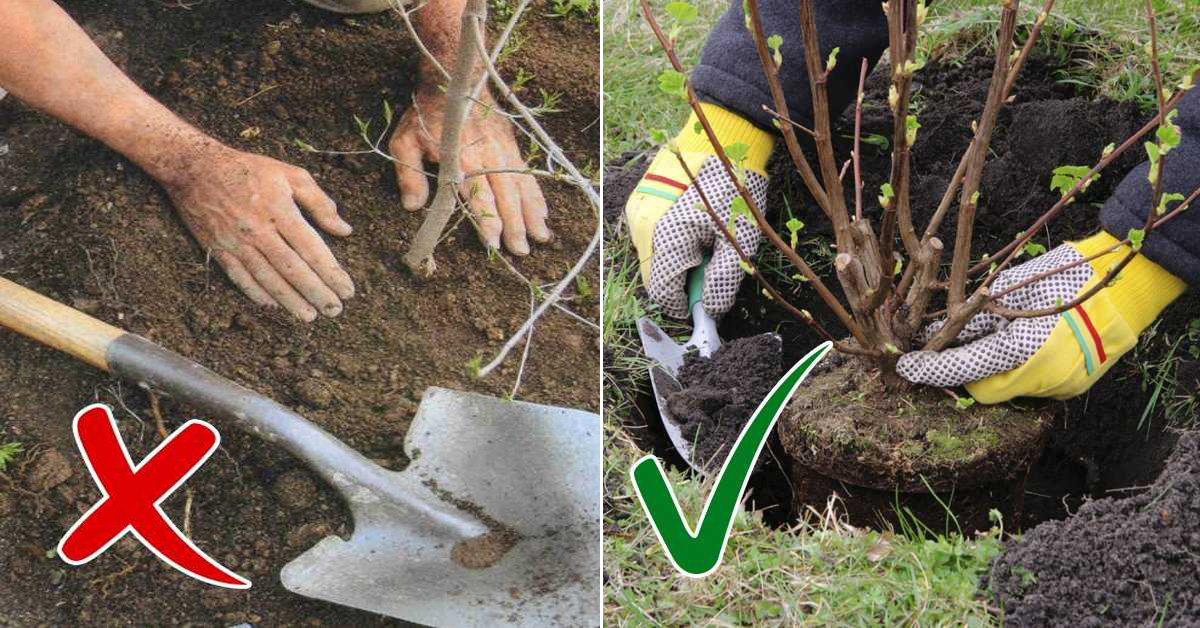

{"left": 294, "top": 378, "right": 333, "bottom": 409}
{"left": 272, "top": 469, "right": 320, "bottom": 511}
{"left": 450, "top": 527, "right": 520, "bottom": 570}
{"left": 26, "top": 449, "right": 72, "bottom": 492}
{"left": 665, "top": 334, "right": 783, "bottom": 469}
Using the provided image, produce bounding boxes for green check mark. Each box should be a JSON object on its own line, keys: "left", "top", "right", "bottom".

{"left": 630, "top": 341, "right": 832, "bottom": 577}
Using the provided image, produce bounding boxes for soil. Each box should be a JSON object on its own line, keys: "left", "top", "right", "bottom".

{"left": 451, "top": 528, "right": 521, "bottom": 570}
{"left": 0, "top": 1, "right": 598, "bottom": 626}
{"left": 665, "top": 333, "right": 783, "bottom": 470}
{"left": 987, "top": 431, "right": 1200, "bottom": 625}
{"left": 780, "top": 359, "right": 1051, "bottom": 493}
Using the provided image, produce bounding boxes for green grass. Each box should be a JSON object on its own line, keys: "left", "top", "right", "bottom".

{"left": 603, "top": 0, "right": 1200, "bottom": 157}
{"left": 602, "top": 0, "right": 1200, "bottom": 624}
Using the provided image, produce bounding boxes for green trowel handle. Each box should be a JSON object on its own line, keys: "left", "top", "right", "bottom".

{"left": 687, "top": 254, "right": 711, "bottom": 311}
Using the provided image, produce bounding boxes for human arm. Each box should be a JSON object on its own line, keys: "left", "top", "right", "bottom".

{"left": 0, "top": 0, "right": 354, "bottom": 321}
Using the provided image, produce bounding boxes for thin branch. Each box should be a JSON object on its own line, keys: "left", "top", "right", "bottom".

{"left": 640, "top": 0, "right": 873, "bottom": 348}
{"left": 745, "top": 0, "right": 833, "bottom": 217}
{"left": 852, "top": 57, "right": 868, "bottom": 222}
{"left": 946, "top": 0, "right": 1019, "bottom": 308}
{"left": 401, "top": 0, "right": 483, "bottom": 275}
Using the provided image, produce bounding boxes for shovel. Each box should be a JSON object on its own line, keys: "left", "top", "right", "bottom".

{"left": 637, "top": 259, "right": 780, "bottom": 473}
{"left": 0, "top": 277, "right": 600, "bottom": 627}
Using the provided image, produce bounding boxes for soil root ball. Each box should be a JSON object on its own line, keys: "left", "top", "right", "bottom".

{"left": 988, "top": 431, "right": 1200, "bottom": 625}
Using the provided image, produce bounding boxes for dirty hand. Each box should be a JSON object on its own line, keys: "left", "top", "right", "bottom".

{"left": 389, "top": 86, "right": 550, "bottom": 255}
{"left": 162, "top": 147, "right": 356, "bottom": 322}
{"left": 626, "top": 103, "right": 774, "bottom": 319}
{"left": 896, "top": 232, "right": 1185, "bottom": 404}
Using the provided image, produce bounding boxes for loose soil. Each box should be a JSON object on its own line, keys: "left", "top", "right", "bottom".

{"left": 0, "top": 1, "right": 598, "bottom": 625}
{"left": 604, "top": 45, "right": 1200, "bottom": 620}
{"left": 987, "top": 431, "right": 1200, "bottom": 625}
{"left": 665, "top": 333, "right": 782, "bottom": 470}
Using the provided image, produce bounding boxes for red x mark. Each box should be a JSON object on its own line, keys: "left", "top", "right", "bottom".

{"left": 57, "top": 404, "right": 250, "bottom": 589}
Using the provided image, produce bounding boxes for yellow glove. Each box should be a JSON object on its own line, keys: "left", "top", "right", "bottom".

{"left": 625, "top": 104, "right": 774, "bottom": 318}
{"left": 897, "top": 232, "right": 1186, "bottom": 404}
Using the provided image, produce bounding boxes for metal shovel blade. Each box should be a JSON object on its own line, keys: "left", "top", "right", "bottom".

{"left": 637, "top": 316, "right": 698, "bottom": 467}
{"left": 280, "top": 387, "right": 601, "bottom": 627}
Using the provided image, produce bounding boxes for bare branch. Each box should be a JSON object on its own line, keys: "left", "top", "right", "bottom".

{"left": 946, "top": 0, "right": 1019, "bottom": 308}
{"left": 401, "top": 0, "right": 483, "bottom": 275}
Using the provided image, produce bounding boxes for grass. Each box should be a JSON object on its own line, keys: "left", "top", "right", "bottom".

{"left": 602, "top": 0, "right": 1200, "bottom": 624}
{"left": 603, "top": 0, "right": 1200, "bottom": 157}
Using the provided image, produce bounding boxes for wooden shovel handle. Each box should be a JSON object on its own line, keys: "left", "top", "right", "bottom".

{"left": 0, "top": 277, "right": 125, "bottom": 371}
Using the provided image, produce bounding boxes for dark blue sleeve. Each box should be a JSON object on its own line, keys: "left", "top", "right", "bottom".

{"left": 690, "top": 0, "right": 889, "bottom": 130}
{"left": 1101, "top": 86, "right": 1200, "bottom": 286}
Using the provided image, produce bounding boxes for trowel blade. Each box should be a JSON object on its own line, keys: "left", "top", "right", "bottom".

{"left": 281, "top": 387, "right": 601, "bottom": 627}
{"left": 638, "top": 317, "right": 700, "bottom": 468}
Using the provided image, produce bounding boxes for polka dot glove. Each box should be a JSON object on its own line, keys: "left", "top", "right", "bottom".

{"left": 626, "top": 104, "right": 774, "bottom": 319}
{"left": 897, "top": 232, "right": 1186, "bottom": 404}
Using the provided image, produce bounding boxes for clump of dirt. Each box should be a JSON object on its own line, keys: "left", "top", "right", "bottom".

{"left": 780, "top": 359, "right": 1052, "bottom": 493}
{"left": 987, "top": 431, "right": 1200, "bottom": 624}
{"left": 451, "top": 527, "right": 520, "bottom": 570}
{"left": 664, "top": 334, "right": 783, "bottom": 469}
{"left": 0, "top": 1, "right": 597, "bottom": 625}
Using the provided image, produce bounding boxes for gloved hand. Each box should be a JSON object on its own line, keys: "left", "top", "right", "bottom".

{"left": 625, "top": 104, "right": 774, "bottom": 319}
{"left": 897, "top": 232, "right": 1186, "bottom": 404}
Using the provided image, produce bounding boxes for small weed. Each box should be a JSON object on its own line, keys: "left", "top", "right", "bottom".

{"left": 0, "top": 441, "right": 22, "bottom": 472}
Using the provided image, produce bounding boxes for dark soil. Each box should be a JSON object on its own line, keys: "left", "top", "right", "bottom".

{"left": 988, "top": 431, "right": 1200, "bottom": 625}
{"left": 665, "top": 333, "right": 783, "bottom": 470}
{"left": 0, "top": 1, "right": 598, "bottom": 625}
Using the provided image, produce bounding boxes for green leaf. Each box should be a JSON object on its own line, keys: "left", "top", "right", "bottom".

{"left": 1049, "top": 165, "right": 1098, "bottom": 198}
{"left": 383, "top": 99, "right": 393, "bottom": 126}
{"left": 657, "top": 70, "right": 686, "bottom": 98}
{"left": 1023, "top": 242, "right": 1047, "bottom": 257}
{"left": 861, "top": 133, "right": 890, "bottom": 150}
{"left": 729, "top": 195, "right": 750, "bottom": 218}
{"left": 905, "top": 115, "right": 921, "bottom": 145}
{"left": 1157, "top": 112, "right": 1181, "bottom": 152}
{"left": 786, "top": 217, "right": 804, "bottom": 248}
{"left": 767, "top": 34, "right": 783, "bottom": 67}
{"left": 649, "top": 128, "right": 670, "bottom": 144}
{"left": 353, "top": 114, "right": 370, "bottom": 136}
{"left": 294, "top": 138, "right": 316, "bottom": 152}
{"left": 724, "top": 142, "right": 750, "bottom": 164}
{"left": 1127, "top": 227, "right": 1146, "bottom": 251}
{"left": 1157, "top": 192, "right": 1186, "bottom": 215}
{"left": 826, "top": 47, "right": 840, "bottom": 72}
{"left": 1145, "top": 141, "right": 1161, "bottom": 163}
{"left": 894, "top": 257, "right": 903, "bottom": 276}
{"left": 954, "top": 396, "right": 976, "bottom": 411}
{"left": 880, "top": 182, "right": 895, "bottom": 199}
{"left": 665, "top": 1, "right": 698, "bottom": 23}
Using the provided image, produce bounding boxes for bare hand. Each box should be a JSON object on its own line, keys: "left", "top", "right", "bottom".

{"left": 162, "top": 147, "right": 355, "bottom": 322}
{"left": 389, "top": 87, "right": 551, "bottom": 255}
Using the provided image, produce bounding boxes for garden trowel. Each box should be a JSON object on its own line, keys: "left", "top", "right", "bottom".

{"left": 0, "top": 276, "right": 600, "bottom": 627}
{"left": 637, "top": 258, "right": 780, "bottom": 473}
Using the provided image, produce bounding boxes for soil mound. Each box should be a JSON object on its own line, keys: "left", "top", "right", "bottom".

{"left": 988, "top": 431, "right": 1200, "bottom": 625}
{"left": 665, "top": 333, "right": 783, "bottom": 469}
